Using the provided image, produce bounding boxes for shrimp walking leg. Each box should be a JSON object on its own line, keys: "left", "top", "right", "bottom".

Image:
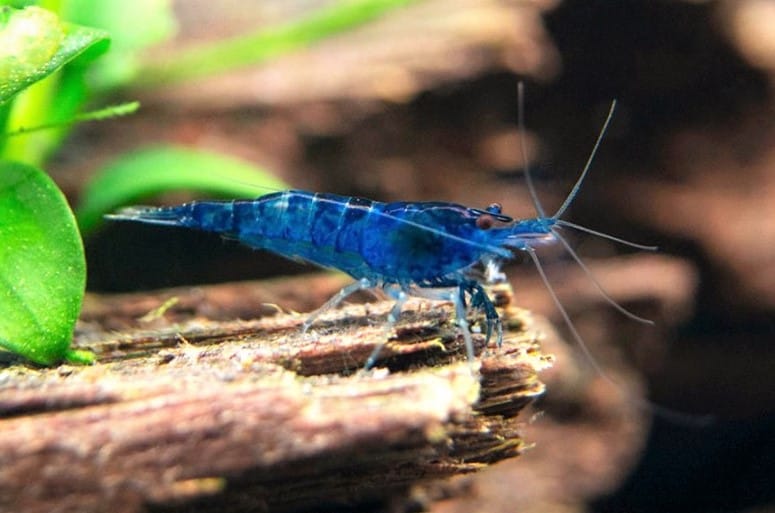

{"left": 452, "top": 289, "right": 476, "bottom": 363}
{"left": 364, "top": 286, "right": 409, "bottom": 369}
{"left": 302, "top": 277, "right": 374, "bottom": 333}
{"left": 467, "top": 282, "right": 503, "bottom": 347}
{"left": 408, "top": 286, "right": 476, "bottom": 363}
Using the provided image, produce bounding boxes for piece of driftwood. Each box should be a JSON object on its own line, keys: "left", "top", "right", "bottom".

{"left": 420, "top": 253, "right": 697, "bottom": 513}
{"left": 0, "top": 282, "right": 550, "bottom": 513}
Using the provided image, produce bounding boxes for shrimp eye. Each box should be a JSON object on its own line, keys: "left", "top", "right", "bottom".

{"left": 476, "top": 214, "right": 496, "bottom": 230}
{"left": 486, "top": 203, "right": 502, "bottom": 215}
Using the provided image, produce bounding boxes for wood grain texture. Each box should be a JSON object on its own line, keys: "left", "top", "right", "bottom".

{"left": 0, "top": 280, "right": 549, "bottom": 513}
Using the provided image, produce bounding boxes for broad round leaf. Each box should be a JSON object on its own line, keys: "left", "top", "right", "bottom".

{"left": 0, "top": 5, "right": 109, "bottom": 104}
{"left": 77, "top": 145, "right": 290, "bottom": 232}
{"left": 0, "top": 161, "right": 91, "bottom": 364}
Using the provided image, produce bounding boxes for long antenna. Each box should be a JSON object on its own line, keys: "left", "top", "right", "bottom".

{"left": 528, "top": 248, "right": 713, "bottom": 427}
{"left": 553, "top": 231, "right": 654, "bottom": 325}
{"left": 518, "top": 82, "right": 547, "bottom": 220}
{"left": 552, "top": 100, "right": 617, "bottom": 220}
{"left": 557, "top": 220, "right": 658, "bottom": 251}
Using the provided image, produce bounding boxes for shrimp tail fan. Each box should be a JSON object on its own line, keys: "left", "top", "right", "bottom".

{"left": 105, "top": 205, "right": 185, "bottom": 227}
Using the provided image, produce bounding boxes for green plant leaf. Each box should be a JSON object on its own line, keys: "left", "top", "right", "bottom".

{"left": 137, "top": 0, "right": 418, "bottom": 87}
{"left": 0, "top": 160, "right": 91, "bottom": 365}
{"left": 77, "top": 145, "right": 290, "bottom": 232}
{"left": 0, "top": 5, "right": 111, "bottom": 164}
{"left": 0, "top": 5, "right": 110, "bottom": 105}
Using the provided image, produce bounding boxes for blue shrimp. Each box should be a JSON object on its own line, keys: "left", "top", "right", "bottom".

{"left": 108, "top": 191, "right": 524, "bottom": 367}
{"left": 107, "top": 96, "right": 653, "bottom": 372}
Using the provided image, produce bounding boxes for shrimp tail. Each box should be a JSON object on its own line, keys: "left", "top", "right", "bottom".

{"left": 105, "top": 205, "right": 186, "bottom": 227}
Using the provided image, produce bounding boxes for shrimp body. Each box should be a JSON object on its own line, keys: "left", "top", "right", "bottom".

{"left": 110, "top": 190, "right": 561, "bottom": 365}
{"left": 114, "top": 190, "right": 551, "bottom": 283}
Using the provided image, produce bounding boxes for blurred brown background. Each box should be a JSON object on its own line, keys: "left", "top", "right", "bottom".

{"left": 54, "top": 1, "right": 775, "bottom": 512}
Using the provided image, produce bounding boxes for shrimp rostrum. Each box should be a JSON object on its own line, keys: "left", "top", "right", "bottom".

{"left": 108, "top": 101, "right": 654, "bottom": 370}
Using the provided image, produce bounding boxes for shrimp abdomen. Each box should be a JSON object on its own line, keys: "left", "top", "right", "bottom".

{"left": 234, "top": 191, "right": 376, "bottom": 277}
{"left": 109, "top": 191, "right": 494, "bottom": 284}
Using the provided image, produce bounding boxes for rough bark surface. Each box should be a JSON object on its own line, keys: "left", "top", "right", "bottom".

{"left": 0, "top": 279, "right": 550, "bottom": 513}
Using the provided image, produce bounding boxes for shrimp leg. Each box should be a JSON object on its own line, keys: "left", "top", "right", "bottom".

{"left": 302, "top": 277, "right": 374, "bottom": 333}
{"left": 467, "top": 281, "right": 503, "bottom": 347}
{"left": 363, "top": 285, "right": 410, "bottom": 369}
{"left": 405, "top": 285, "right": 476, "bottom": 364}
